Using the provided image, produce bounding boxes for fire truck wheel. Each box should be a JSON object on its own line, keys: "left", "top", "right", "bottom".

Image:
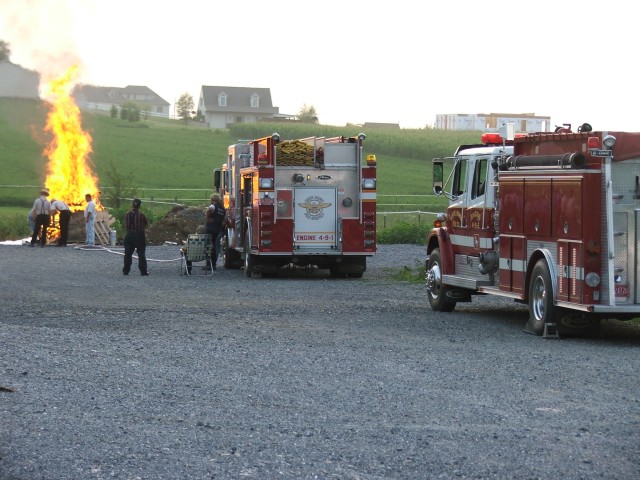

{"left": 527, "top": 259, "right": 555, "bottom": 335}
{"left": 330, "top": 266, "right": 347, "bottom": 278}
{"left": 426, "top": 248, "right": 456, "bottom": 312}
{"left": 223, "top": 246, "right": 242, "bottom": 269}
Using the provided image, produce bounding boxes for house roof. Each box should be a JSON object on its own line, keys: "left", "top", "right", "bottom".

{"left": 122, "top": 85, "right": 168, "bottom": 102}
{"left": 200, "top": 85, "right": 278, "bottom": 114}
{"left": 73, "top": 84, "right": 169, "bottom": 106}
{"left": 0, "top": 59, "right": 39, "bottom": 73}
{"left": 73, "top": 85, "right": 123, "bottom": 104}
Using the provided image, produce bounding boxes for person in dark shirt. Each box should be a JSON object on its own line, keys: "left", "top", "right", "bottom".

{"left": 205, "top": 193, "right": 226, "bottom": 270}
{"left": 122, "top": 198, "right": 149, "bottom": 276}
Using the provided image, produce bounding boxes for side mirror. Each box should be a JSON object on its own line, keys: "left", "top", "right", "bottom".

{"left": 214, "top": 169, "right": 221, "bottom": 191}
{"left": 432, "top": 159, "right": 444, "bottom": 196}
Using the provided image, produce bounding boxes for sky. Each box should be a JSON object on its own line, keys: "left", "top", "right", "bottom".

{"left": 2, "top": 0, "right": 638, "bottom": 131}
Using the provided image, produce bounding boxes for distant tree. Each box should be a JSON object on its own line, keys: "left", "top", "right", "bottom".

{"left": 120, "top": 101, "right": 140, "bottom": 122}
{"left": 0, "top": 40, "right": 10, "bottom": 61}
{"left": 176, "top": 93, "right": 195, "bottom": 123}
{"left": 297, "top": 104, "right": 319, "bottom": 124}
{"left": 110, "top": 104, "right": 118, "bottom": 118}
{"left": 128, "top": 108, "right": 140, "bottom": 122}
{"left": 102, "top": 161, "right": 136, "bottom": 209}
{"left": 193, "top": 109, "right": 205, "bottom": 122}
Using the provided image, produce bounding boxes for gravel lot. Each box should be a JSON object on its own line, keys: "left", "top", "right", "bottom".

{"left": 1, "top": 243, "right": 639, "bottom": 479}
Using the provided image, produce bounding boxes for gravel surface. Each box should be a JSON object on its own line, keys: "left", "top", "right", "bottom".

{"left": 1, "top": 243, "right": 639, "bottom": 479}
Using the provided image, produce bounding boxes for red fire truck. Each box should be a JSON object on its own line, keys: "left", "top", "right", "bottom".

{"left": 214, "top": 133, "right": 376, "bottom": 278}
{"left": 426, "top": 123, "right": 640, "bottom": 335}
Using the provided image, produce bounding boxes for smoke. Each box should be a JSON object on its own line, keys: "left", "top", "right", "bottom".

{"left": 0, "top": 0, "right": 98, "bottom": 95}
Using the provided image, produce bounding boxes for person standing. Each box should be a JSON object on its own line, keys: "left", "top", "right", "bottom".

{"left": 123, "top": 198, "right": 149, "bottom": 276}
{"left": 205, "top": 193, "right": 226, "bottom": 270}
{"left": 50, "top": 198, "right": 71, "bottom": 246}
{"left": 30, "top": 188, "right": 51, "bottom": 247}
{"left": 84, "top": 193, "right": 96, "bottom": 245}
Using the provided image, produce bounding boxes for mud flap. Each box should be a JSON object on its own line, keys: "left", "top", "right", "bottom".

{"left": 446, "top": 290, "right": 471, "bottom": 303}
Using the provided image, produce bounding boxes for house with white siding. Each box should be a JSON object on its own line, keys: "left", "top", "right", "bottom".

{"left": 435, "top": 112, "right": 550, "bottom": 132}
{"left": 198, "top": 85, "right": 279, "bottom": 128}
{"left": 0, "top": 60, "right": 40, "bottom": 99}
{"left": 73, "top": 84, "right": 170, "bottom": 117}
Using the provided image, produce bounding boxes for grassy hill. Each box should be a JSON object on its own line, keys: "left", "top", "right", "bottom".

{"left": 0, "top": 97, "right": 234, "bottom": 208}
{"left": 0, "top": 97, "right": 483, "bottom": 239}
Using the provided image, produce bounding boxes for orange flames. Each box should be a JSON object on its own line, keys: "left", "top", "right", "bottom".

{"left": 42, "top": 65, "right": 100, "bottom": 213}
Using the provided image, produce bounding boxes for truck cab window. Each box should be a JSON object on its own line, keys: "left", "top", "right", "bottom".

{"left": 452, "top": 159, "right": 467, "bottom": 198}
{"left": 471, "top": 158, "right": 488, "bottom": 199}
{"left": 242, "top": 176, "right": 252, "bottom": 206}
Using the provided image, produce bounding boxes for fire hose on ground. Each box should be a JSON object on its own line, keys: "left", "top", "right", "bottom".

{"left": 73, "top": 244, "right": 182, "bottom": 262}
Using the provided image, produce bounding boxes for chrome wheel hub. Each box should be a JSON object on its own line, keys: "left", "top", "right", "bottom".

{"left": 426, "top": 264, "right": 441, "bottom": 295}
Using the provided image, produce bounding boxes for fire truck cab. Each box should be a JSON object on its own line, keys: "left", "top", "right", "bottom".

{"left": 215, "top": 133, "right": 376, "bottom": 278}
{"left": 426, "top": 124, "right": 640, "bottom": 335}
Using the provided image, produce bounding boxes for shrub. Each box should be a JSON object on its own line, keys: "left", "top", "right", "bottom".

{"left": 0, "top": 213, "right": 31, "bottom": 240}
{"left": 377, "top": 222, "right": 429, "bottom": 245}
{"left": 390, "top": 261, "right": 426, "bottom": 284}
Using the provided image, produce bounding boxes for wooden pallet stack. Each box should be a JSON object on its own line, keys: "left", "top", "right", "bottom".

{"left": 94, "top": 211, "right": 115, "bottom": 245}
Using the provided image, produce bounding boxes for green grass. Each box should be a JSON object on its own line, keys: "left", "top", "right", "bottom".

{"left": 0, "top": 97, "right": 481, "bottom": 241}
{"left": 389, "top": 261, "right": 426, "bottom": 284}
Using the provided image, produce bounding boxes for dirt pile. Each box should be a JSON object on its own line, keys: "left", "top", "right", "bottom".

{"left": 146, "top": 205, "right": 206, "bottom": 245}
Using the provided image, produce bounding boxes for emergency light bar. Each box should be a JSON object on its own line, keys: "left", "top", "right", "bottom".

{"left": 481, "top": 132, "right": 526, "bottom": 145}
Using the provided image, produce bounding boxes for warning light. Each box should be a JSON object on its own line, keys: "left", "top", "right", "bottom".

{"left": 482, "top": 133, "right": 503, "bottom": 144}
{"left": 587, "top": 136, "right": 600, "bottom": 149}
{"left": 433, "top": 213, "right": 447, "bottom": 228}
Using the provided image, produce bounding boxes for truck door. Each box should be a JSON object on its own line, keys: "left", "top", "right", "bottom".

{"left": 293, "top": 187, "right": 338, "bottom": 251}
{"left": 447, "top": 158, "right": 468, "bottom": 230}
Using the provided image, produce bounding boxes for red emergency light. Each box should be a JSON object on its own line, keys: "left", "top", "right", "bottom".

{"left": 587, "top": 136, "right": 600, "bottom": 149}
{"left": 482, "top": 133, "right": 503, "bottom": 144}
{"left": 482, "top": 132, "right": 526, "bottom": 145}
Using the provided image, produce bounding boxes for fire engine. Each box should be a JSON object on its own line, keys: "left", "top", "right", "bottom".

{"left": 426, "top": 123, "right": 640, "bottom": 335}
{"left": 214, "top": 132, "right": 376, "bottom": 278}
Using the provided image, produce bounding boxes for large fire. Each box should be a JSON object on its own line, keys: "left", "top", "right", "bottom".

{"left": 41, "top": 65, "right": 101, "bottom": 213}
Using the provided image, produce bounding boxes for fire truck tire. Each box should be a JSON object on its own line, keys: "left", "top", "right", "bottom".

{"left": 527, "top": 259, "right": 555, "bottom": 335}
{"left": 426, "top": 248, "right": 456, "bottom": 312}
{"left": 329, "top": 266, "right": 347, "bottom": 278}
{"left": 223, "top": 247, "right": 242, "bottom": 269}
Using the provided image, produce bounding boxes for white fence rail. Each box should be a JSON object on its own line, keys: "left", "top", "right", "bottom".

{"left": 2, "top": 187, "right": 443, "bottom": 226}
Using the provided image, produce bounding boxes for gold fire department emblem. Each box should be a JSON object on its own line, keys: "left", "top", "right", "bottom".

{"left": 298, "top": 196, "right": 331, "bottom": 220}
